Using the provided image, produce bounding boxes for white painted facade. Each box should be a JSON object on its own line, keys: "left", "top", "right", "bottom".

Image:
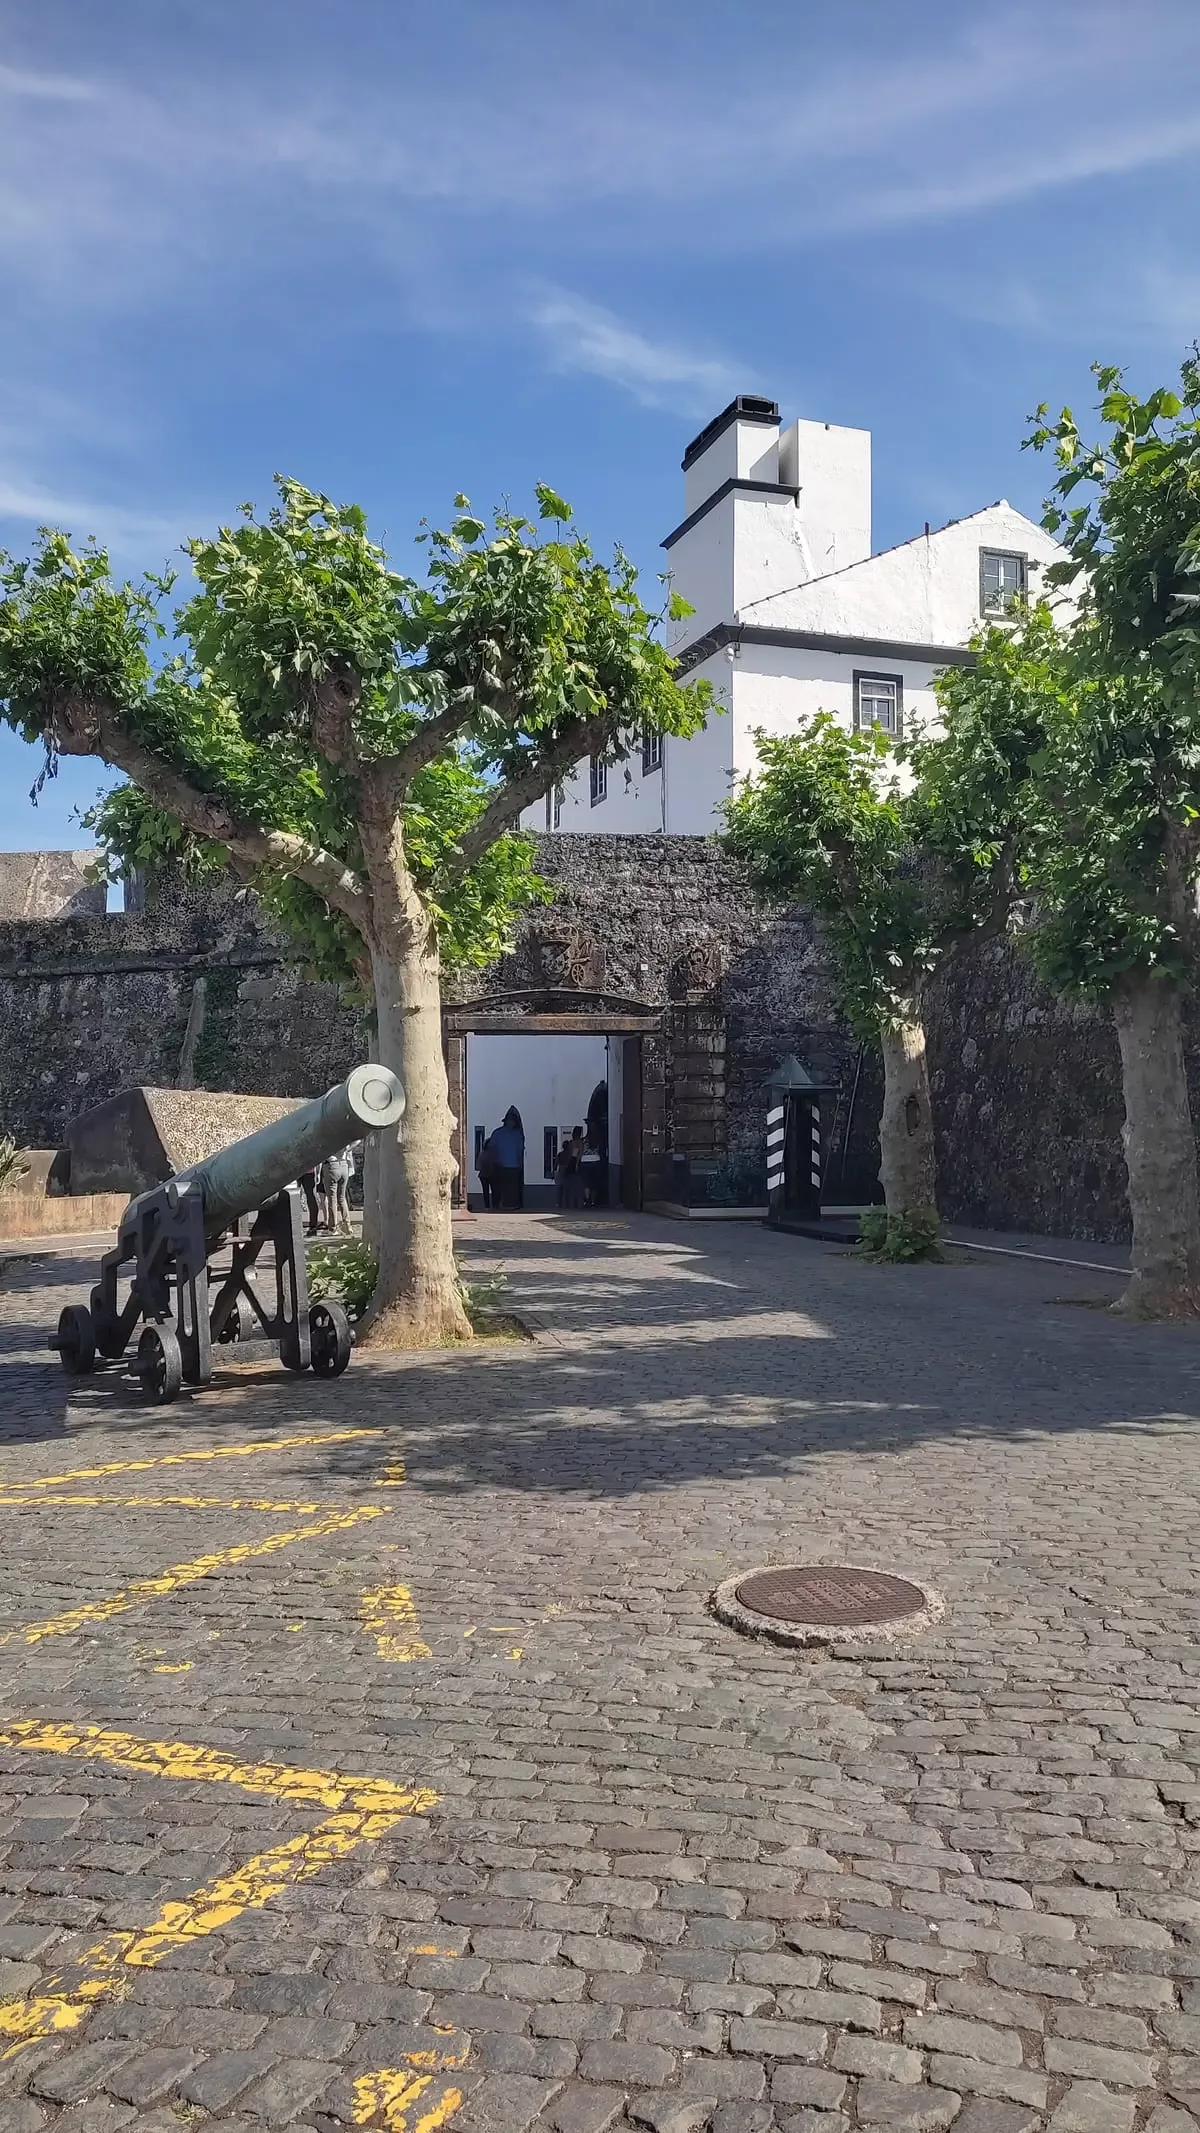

{"left": 523, "top": 396, "right": 1066, "bottom": 837}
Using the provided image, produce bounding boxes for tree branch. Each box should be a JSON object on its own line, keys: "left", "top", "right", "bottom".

{"left": 375, "top": 697, "right": 472, "bottom": 792}
{"left": 49, "top": 691, "right": 371, "bottom": 933}
{"left": 309, "top": 663, "right": 362, "bottom": 771}
{"left": 439, "top": 715, "right": 604, "bottom": 886}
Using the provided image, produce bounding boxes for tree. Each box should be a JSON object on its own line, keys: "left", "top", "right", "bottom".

{"left": 722, "top": 675, "right": 1041, "bottom": 1254}
{"left": 0, "top": 480, "right": 709, "bottom": 1345}
{"left": 1026, "top": 358, "right": 1200, "bottom": 1315}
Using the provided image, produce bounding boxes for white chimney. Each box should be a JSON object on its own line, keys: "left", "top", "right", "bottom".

{"left": 777, "top": 418, "right": 871, "bottom": 577}
{"left": 681, "top": 395, "right": 781, "bottom": 517}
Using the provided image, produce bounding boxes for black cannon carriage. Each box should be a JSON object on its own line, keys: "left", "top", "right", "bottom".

{"left": 51, "top": 1065, "right": 404, "bottom": 1404}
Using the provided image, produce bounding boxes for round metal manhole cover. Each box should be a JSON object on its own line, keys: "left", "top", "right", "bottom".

{"left": 710, "top": 1563, "right": 945, "bottom": 1648}
{"left": 737, "top": 1566, "right": 926, "bottom": 1626}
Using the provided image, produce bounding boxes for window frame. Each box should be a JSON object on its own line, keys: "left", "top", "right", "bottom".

{"left": 979, "top": 547, "right": 1028, "bottom": 618}
{"left": 543, "top": 1126, "right": 559, "bottom": 1180}
{"left": 642, "top": 727, "right": 663, "bottom": 775}
{"left": 852, "top": 668, "right": 903, "bottom": 740}
{"left": 589, "top": 753, "right": 607, "bottom": 807}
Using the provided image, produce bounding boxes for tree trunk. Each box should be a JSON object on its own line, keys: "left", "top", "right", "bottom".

{"left": 358, "top": 928, "right": 472, "bottom": 1346}
{"left": 877, "top": 1000, "right": 937, "bottom": 1222}
{"left": 356, "top": 790, "right": 472, "bottom": 1348}
{"left": 1112, "top": 972, "right": 1200, "bottom": 1318}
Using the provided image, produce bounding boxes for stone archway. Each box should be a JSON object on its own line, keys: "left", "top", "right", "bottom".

{"left": 442, "top": 989, "right": 666, "bottom": 1211}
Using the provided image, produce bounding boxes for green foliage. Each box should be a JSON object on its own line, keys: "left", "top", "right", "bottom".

{"left": 0, "top": 1137, "right": 29, "bottom": 1194}
{"left": 1019, "top": 358, "right": 1200, "bottom": 998}
{"left": 306, "top": 1235, "right": 510, "bottom": 1331}
{"left": 721, "top": 712, "right": 1019, "bottom": 1037}
{"left": 306, "top": 1237, "right": 379, "bottom": 1318}
{"left": 1027, "top": 354, "right": 1200, "bottom": 684}
{"left": 854, "top": 1205, "right": 943, "bottom": 1262}
{"left": 0, "top": 477, "right": 708, "bottom": 992}
{"left": 1020, "top": 653, "right": 1200, "bottom": 998}
{"left": 404, "top": 490, "right": 710, "bottom": 779}
{"left": 0, "top": 536, "right": 166, "bottom": 798}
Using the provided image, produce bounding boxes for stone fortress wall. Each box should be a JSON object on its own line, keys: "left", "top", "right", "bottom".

{"left": 0, "top": 840, "right": 1162, "bottom": 1243}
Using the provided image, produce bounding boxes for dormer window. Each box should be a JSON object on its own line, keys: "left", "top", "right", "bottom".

{"left": 980, "top": 549, "right": 1027, "bottom": 616}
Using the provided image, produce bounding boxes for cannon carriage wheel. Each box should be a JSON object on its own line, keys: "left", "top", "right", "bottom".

{"left": 137, "top": 1323, "right": 183, "bottom": 1404}
{"left": 309, "top": 1301, "right": 352, "bottom": 1378}
{"left": 54, "top": 1304, "right": 97, "bottom": 1376}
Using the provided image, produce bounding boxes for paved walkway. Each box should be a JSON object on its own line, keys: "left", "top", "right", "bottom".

{"left": 1, "top": 1213, "right": 1200, "bottom": 2133}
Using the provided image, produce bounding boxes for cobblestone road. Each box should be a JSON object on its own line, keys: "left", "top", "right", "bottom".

{"left": 2, "top": 1212, "right": 1200, "bottom": 2133}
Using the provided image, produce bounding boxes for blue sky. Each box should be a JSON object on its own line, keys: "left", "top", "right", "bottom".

{"left": 2, "top": 0, "right": 1200, "bottom": 846}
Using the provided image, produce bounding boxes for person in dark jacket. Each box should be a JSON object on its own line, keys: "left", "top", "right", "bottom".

{"left": 490, "top": 1108, "right": 525, "bottom": 1208}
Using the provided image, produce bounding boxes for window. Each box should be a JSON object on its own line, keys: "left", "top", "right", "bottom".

{"left": 642, "top": 727, "right": 663, "bottom": 774}
{"left": 543, "top": 1127, "right": 559, "bottom": 1180}
{"left": 980, "top": 549, "right": 1027, "bottom": 616}
{"left": 543, "top": 782, "right": 565, "bottom": 828}
{"left": 590, "top": 754, "right": 607, "bottom": 806}
{"left": 474, "top": 1124, "right": 485, "bottom": 1167}
{"left": 853, "top": 671, "right": 902, "bottom": 738}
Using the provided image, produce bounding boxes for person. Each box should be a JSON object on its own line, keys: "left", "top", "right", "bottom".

{"left": 490, "top": 1108, "right": 525, "bottom": 1209}
{"left": 297, "top": 1169, "right": 321, "bottom": 1235}
{"left": 578, "top": 1126, "right": 604, "bottom": 1208}
{"left": 477, "top": 1132, "right": 499, "bottom": 1211}
{"left": 320, "top": 1148, "right": 353, "bottom": 1233}
{"left": 554, "top": 1129, "right": 583, "bottom": 1209}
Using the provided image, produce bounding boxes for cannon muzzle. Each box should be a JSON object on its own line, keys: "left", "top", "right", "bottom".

{"left": 173, "top": 1063, "right": 404, "bottom": 1231}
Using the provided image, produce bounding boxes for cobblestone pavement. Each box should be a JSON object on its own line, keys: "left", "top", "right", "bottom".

{"left": 3, "top": 1211, "right": 1200, "bottom": 2133}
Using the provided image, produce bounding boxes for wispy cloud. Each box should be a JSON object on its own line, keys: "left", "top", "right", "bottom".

{"left": 0, "top": 480, "right": 187, "bottom": 557}
{"left": 527, "top": 290, "right": 743, "bottom": 413}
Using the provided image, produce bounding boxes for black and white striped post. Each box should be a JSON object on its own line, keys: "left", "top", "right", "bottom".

{"left": 764, "top": 1054, "right": 838, "bottom": 1226}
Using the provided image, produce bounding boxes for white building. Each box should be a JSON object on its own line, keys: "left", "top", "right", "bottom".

{"left": 524, "top": 394, "right": 1065, "bottom": 836}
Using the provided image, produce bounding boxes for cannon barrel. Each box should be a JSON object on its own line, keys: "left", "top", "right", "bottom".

{"left": 171, "top": 1064, "right": 404, "bottom": 1232}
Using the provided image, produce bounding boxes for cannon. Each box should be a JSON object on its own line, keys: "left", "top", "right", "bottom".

{"left": 51, "top": 1065, "right": 404, "bottom": 1403}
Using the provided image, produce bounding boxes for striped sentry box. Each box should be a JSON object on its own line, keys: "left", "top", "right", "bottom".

{"left": 766, "top": 1101, "right": 786, "bottom": 1196}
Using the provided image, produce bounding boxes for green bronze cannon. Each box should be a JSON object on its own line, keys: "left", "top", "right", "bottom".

{"left": 52, "top": 1065, "right": 404, "bottom": 1403}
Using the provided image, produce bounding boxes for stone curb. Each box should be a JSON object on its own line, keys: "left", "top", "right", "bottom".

{"left": 708, "top": 1563, "right": 947, "bottom": 1650}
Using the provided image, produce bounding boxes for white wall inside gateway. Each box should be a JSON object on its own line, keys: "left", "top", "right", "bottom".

{"left": 466, "top": 1032, "right": 610, "bottom": 1190}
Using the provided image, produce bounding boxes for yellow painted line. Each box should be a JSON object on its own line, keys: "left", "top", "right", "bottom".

{"left": 0, "top": 1494, "right": 325, "bottom": 1514}
{"left": 0, "top": 1721, "right": 439, "bottom": 2058}
{"left": 354, "top": 2062, "right": 466, "bottom": 2131}
{"left": 376, "top": 1457, "right": 407, "bottom": 1488}
{"left": 0, "top": 1429, "right": 383, "bottom": 1501}
{"left": 361, "top": 1584, "right": 432, "bottom": 1663}
{"left": 0, "top": 1719, "right": 430, "bottom": 1813}
{"left": 0, "top": 1507, "right": 385, "bottom": 1647}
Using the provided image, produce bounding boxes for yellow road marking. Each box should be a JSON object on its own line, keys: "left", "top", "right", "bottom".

{"left": 376, "top": 1457, "right": 407, "bottom": 1488}
{"left": 0, "top": 1494, "right": 324, "bottom": 1514}
{"left": 0, "top": 1429, "right": 383, "bottom": 1502}
{"left": 361, "top": 1584, "right": 432, "bottom": 1663}
{"left": 152, "top": 1663, "right": 191, "bottom": 1674}
{"left": 0, "top": 1722, "right": 438, "bottom": 2058}
{"left": 0, "top": 1507, "right": 384, "bottom": 1647}
{"left": 354, "top": 2059, "right": 466, "bottom": 2131}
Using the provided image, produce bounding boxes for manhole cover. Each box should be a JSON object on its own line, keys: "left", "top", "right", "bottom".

{"left": 710, "top": 1563, "right": 944, "bottom": 1648}
{"left": 736, "top": 1566, "right": 925, "bottom": 1626}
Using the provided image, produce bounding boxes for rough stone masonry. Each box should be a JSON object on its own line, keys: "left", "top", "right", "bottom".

{"left": 0, "top": 836, "right": 1181, "bottom": 1242}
